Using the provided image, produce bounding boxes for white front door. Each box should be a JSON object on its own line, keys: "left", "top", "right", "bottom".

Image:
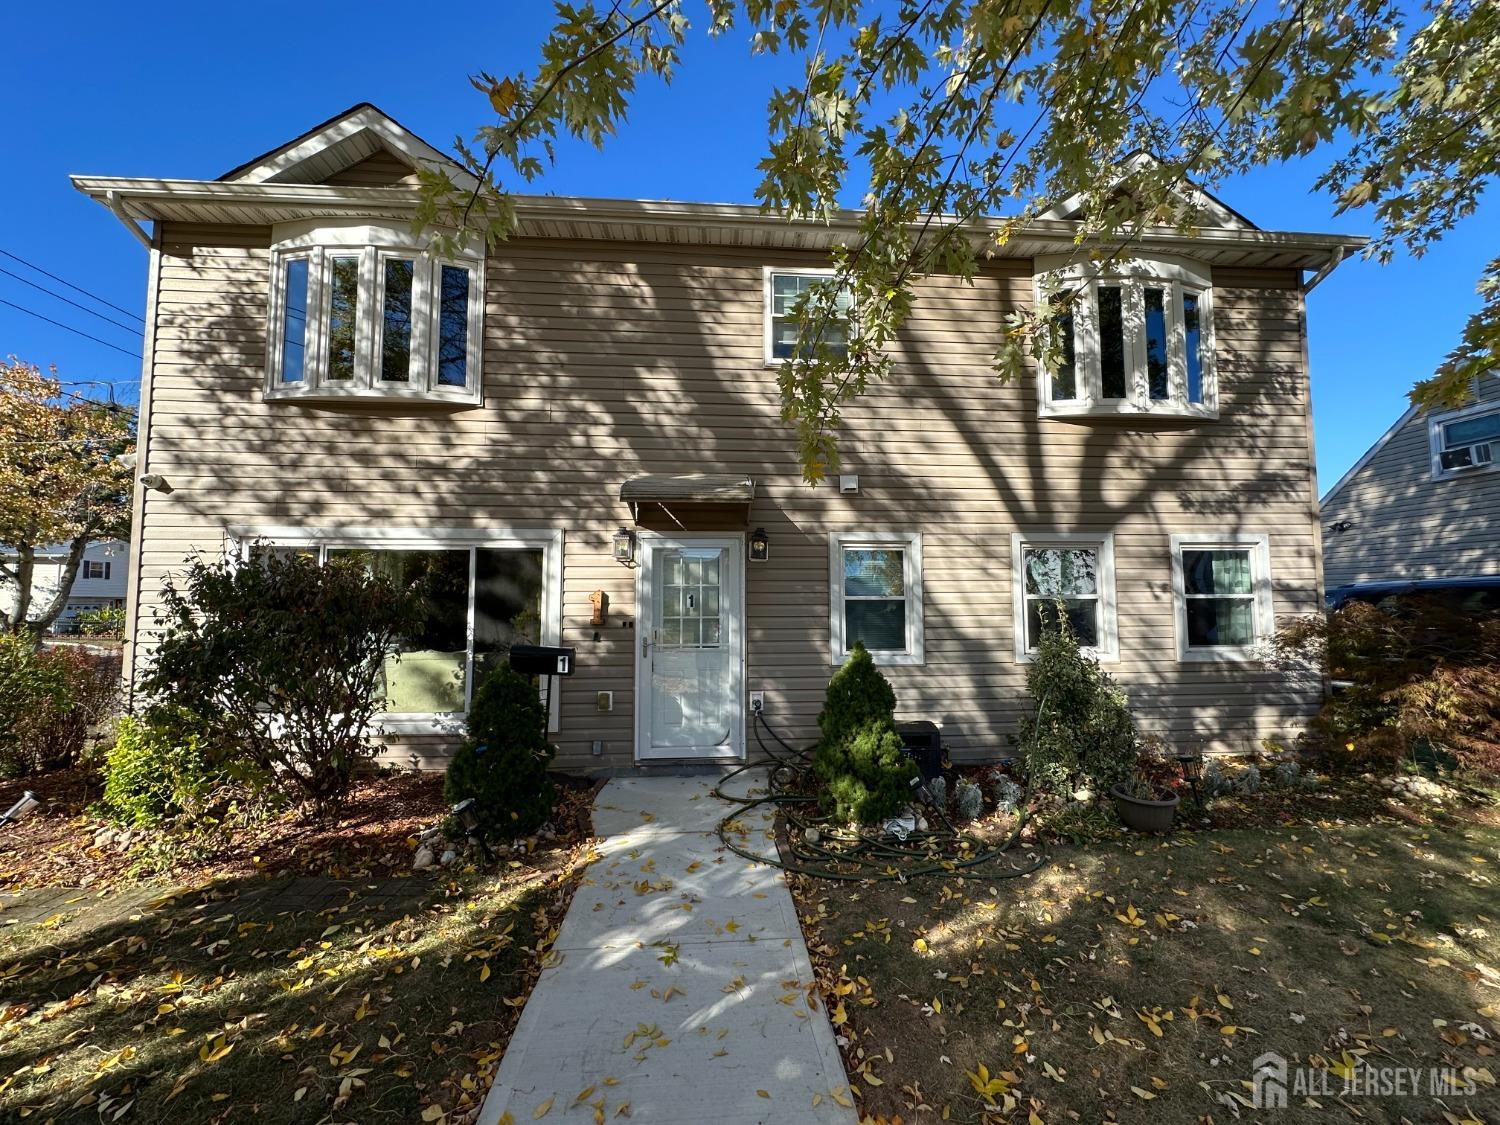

{"left": 635, "top": 535, "right": 744, "bottom": 761}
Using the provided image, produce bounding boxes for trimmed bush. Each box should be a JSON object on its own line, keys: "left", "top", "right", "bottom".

{"left": 0, "top": 635, "right": 119, "bottom": 777}
{"left": 100, "top": 714, "right": 216, "bottom": 827}
{"left": 813, "top": 643, "right": 917, "bottom": 825}
{"left": 1018, "top": 604, "right": 1139, "bottom": 797}
{"left": 444, "top": 664, "right": 555, "bottom": 838}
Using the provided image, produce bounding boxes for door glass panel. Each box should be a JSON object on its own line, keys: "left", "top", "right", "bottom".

{"left": 650, "top": 546, "right": 734, "bottom": 752}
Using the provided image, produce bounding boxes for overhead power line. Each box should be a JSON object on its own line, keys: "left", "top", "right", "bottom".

{"left": 0, "top": 266, "right": 144, "bottom": 335}
{"left": 0, "top": 249, "right": 146, "bottom": 325}
{"left": 0, "top": 298, "right": 143, "bottom": 360}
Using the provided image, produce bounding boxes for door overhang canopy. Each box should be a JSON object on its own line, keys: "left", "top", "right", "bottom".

{"left": 620, "top": 474, "right": 756, "bottom": 531}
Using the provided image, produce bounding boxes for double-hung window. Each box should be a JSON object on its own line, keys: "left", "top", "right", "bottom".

{"left": 1011, "top": 533, "right": 1119, "bottom": 661}
{"left": 1036, "top": 255, "right": 1216, "bottom": 420}
{"left": 766, "top": 268, "right": 854, "bottom": 364}
{"left": 234, "top": 529, "right": 563, "bottom": 729}
{"left": 1170, "top": 534, "right": 1273, "bottom": 661}
{"left": 828, "top": 532, "right": 924, "bottom": 665}
{"left": 83, "top": 560, "right": 111, "bottom": 581}
{"left": 1428, "top": 403, "right": 1500, "bottom": 480}
{"left": 267, "top": 223, "right": 483, "bottom": 404}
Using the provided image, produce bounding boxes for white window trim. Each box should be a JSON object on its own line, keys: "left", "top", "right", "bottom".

{"left": 1169, "top": 532, "right": 1273, "bottom": 663}
{"left": 1010, "top": 532, "right": 1119, "bottom": 663}
{"left": 764, "top": 266, "right": 850, "bottom": 368}
{"left": 225, "top": 525, "right": 564, "bottom": 731}
{"left": 83, "top": 561, "right": 110, "bottom": 580}
{"left": 265, "top": 221, "right": 484, "bottom": 406}
{"left": 828, "top": 531, "right": 924, "bottom": 666}
{"left": 1427, "top": 399, "right": 1500, "bottom": 482}
{"left": 1034, "top": 253, "right": 1218, "bottom": 422}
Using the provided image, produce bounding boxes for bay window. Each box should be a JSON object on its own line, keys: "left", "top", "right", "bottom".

{"left": 1170, "top": 533, "right": 1273, "bottom": 661}
{"left": 1037, "top": 254, "right": 1216, "bottom": 420}
{"left": 236, "top": 529, "right": 562, "bottom": 729}
{"left": 266, "top": 222, "right": 483, "bottom": 404}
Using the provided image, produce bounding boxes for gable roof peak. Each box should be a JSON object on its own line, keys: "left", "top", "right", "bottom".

{"left": 1039, "top": 151, "right": 1256, "bottom": 231}
{"left": 218, "top": 102, "right": 474, "bottom": 189}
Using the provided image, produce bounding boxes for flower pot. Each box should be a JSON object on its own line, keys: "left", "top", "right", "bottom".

{"left": 1110, "top": 784, "right": 1180, "bottom": 832}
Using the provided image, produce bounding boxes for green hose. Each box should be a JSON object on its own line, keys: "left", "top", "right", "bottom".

{"left": 710, "top": 712, "right": 1049, "bottom": 883}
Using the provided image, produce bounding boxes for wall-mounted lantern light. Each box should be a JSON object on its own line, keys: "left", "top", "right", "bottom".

{"left": 612, "top": 527, "right": 636, "bottom": 566}
{"left": 747, "top": 527, "right": 770, "bottom": 563}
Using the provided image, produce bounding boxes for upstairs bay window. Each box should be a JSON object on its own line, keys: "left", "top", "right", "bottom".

{"left": 1036, "top": 255, "right": 1216, "bottom": 421}
{"left": 266, "top": 223, "right": 483, "bottom": 404}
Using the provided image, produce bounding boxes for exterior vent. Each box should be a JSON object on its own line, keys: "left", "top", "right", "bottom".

{"left": 1440, "top": 442, "right": 1494, "bottom": 471}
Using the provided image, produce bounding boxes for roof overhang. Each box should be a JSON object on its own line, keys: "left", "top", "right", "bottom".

{"left": 620, "top": 474, "right": 756, "bottom": 530}
{"left": 70, "top": 176, "right": 1367, "bottom": 272}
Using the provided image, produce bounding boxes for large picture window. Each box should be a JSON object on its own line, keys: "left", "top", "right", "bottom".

{"left": 1170, "top": 533, "right": 1273, "bottom": 661}
{"left": 1036, "top": 255, "right": 1216, "bottom": 420}
{"left": 1010, "top": 533, "right": 1118, "bottom": 661}
{"left": 828, "top": 532, "right": 924, "bottom": 665}
{"left": 237, "top": 529, "right": 562, "bottom": 728}
{"left": 266, "top": 224, "right": 483, "bottom": 404}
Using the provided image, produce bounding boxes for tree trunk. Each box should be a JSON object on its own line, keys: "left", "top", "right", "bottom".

{"left": 7, "top": 545, "right": 35, "bottom": 634}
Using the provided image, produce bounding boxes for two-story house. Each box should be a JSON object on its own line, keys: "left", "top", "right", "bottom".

{"left": 1321, "top": 373, "right": 1500, "bottom": 605}
{"left": 0, "top": 539, "right": 129, "bottom": 633}
{"left": 75, "top": 104, "right": 1363, "bottom": 772}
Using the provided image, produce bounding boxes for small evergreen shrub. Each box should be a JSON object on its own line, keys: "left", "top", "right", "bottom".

{"left": 444, "top": 664, "right": 555, "bottom": 838}
{"left": 1017, "top": 605, "right": 1139, "bottom": 797}
{"left": 813, "top": 643, "right": 917, "bottom": 825}
{"left": 953, "top": 777, "right": 984, "bottom": 821}
{"left": 100, "top": 715, "right": 216, "bottom": 827}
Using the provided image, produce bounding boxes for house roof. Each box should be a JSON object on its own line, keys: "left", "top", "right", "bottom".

{"left": 1037, "top": 151, "right": 1258, "bottom": 232}
{"left": 72, "top": 103, "right": 1367, "bottom": 272}
{"left": 1319, "top": 402, "right": 1421, "bottom": 509}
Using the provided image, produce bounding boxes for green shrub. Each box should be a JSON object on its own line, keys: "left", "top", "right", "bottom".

{"left": 140, "top": 551, "right": 421, "bottom": 816}
{"left": 1018, "top": 604, "right": 1139, "bottom": 797}
{"left": 444, "top": 664, "right": 555, "bottom": 838}
{"left": 813, "top": 643, "right": 917, "bottom": 825}
{"left": 74, "top": 605, "right": 126, "bottom": 637}
{"left": 0, "top": 635, "right": 119, "bottom": 776}
{"left": 100, "top": 715, "right": 216, "bottom": 827}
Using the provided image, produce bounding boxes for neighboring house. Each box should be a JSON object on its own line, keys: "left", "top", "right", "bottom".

{"left": 0, "top": 539, "right": 129, "bottom": 632}
{"left": 75, "top": 104, "right": 1363, "bottom": 770}
{"left": 1321, "top": 374, "right": 1500, "bottom": 604}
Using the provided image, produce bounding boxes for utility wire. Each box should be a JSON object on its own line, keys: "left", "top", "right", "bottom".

{"left": 0, "top": 266, "right": 144, "bottom": 335}
{"left": 0, "top": 249, "right": 145, "bottom": 324}
{"left": 0, "top": 299, "right": 143, "bottom": 360}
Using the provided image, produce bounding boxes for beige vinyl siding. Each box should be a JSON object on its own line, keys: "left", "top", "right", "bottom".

{"left": 130, "top": 226, "right": 1322, "bottom": 769}
{"left": 1321, "top": 374, "right": 1500, "bottom": 588}
{"left": 319, "top": 151, "right": 422, "bottom": 187}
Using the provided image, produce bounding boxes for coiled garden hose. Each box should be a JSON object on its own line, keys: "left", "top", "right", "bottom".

{"left": 710, "top": 711, "right": 1049, "bottom": 883}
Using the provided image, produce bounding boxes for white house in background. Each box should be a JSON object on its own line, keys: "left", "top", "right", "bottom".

{"left": 0, "top": 540, "right": 129, "bottom": 632}
{"left": 1321, "top": 373, "right": 1500, "bottom": 604}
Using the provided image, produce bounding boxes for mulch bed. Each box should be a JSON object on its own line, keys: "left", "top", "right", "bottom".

{"left": 0, "top": 766, "right": 598, "bottom": 891}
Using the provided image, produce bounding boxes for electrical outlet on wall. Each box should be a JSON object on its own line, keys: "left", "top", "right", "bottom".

{"left": 749, "top": 691, "right": 765, "bottom": 713}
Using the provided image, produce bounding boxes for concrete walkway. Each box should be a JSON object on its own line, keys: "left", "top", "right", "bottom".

{"left": 478, "top": 775, "right": 858, "bottom": 1125}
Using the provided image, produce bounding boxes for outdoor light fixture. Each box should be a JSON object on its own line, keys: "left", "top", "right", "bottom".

{"left": 612, "top": 526, "right": 636, "bottom": 566}
{"left": 0, "top": 790, "right": 39, "bottom": 827}
{"left": 139, "top": 473, "right": 173, "bottom": 494}
{"left": 451, "top": 797, "right": 494, "bottom": 862}
{"left": 748, "top": 527, "right": 770, "bottom": 563}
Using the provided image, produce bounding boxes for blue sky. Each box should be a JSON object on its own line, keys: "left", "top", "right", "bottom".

{"left": 6, "top": 0, "right": 1495, "bottom": 488}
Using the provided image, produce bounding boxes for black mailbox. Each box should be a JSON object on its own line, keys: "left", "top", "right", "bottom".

{"left": 509, "top": 644, "right": 576, "bottom": 677}
{"left": 896, "top": 720, "right": 943, "bottom": 782}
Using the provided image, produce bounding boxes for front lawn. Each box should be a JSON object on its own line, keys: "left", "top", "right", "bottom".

{"left": 793, "top": 809, "right": 1500, "bottom": 1123}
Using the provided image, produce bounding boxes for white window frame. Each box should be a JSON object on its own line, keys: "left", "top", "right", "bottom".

{"left": 265, "top": 221, "right": 484, "bottom": 405}
{"left": 828, "top": 531, "right": 924, "bottom": 666}
{"left": 1427, "top": 400, "right": 1500, "bottom": 482}
{"left": 1010, "top": 532, "right": 1119, "bottom": 662}
{"left": 83, "top": 560, "right": 110, "bottom": 580}
{"left": 1034, "top": 254, "right": 1217, "bottom": 421}
{"left": 225, "top": 526, "right": 564, "bottom": 732}
{"left": 764, "top": 266, "right": 853, "bottom": 367}
{"left": 1169, "top": 533, "right": 1273, "bottom": 663}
